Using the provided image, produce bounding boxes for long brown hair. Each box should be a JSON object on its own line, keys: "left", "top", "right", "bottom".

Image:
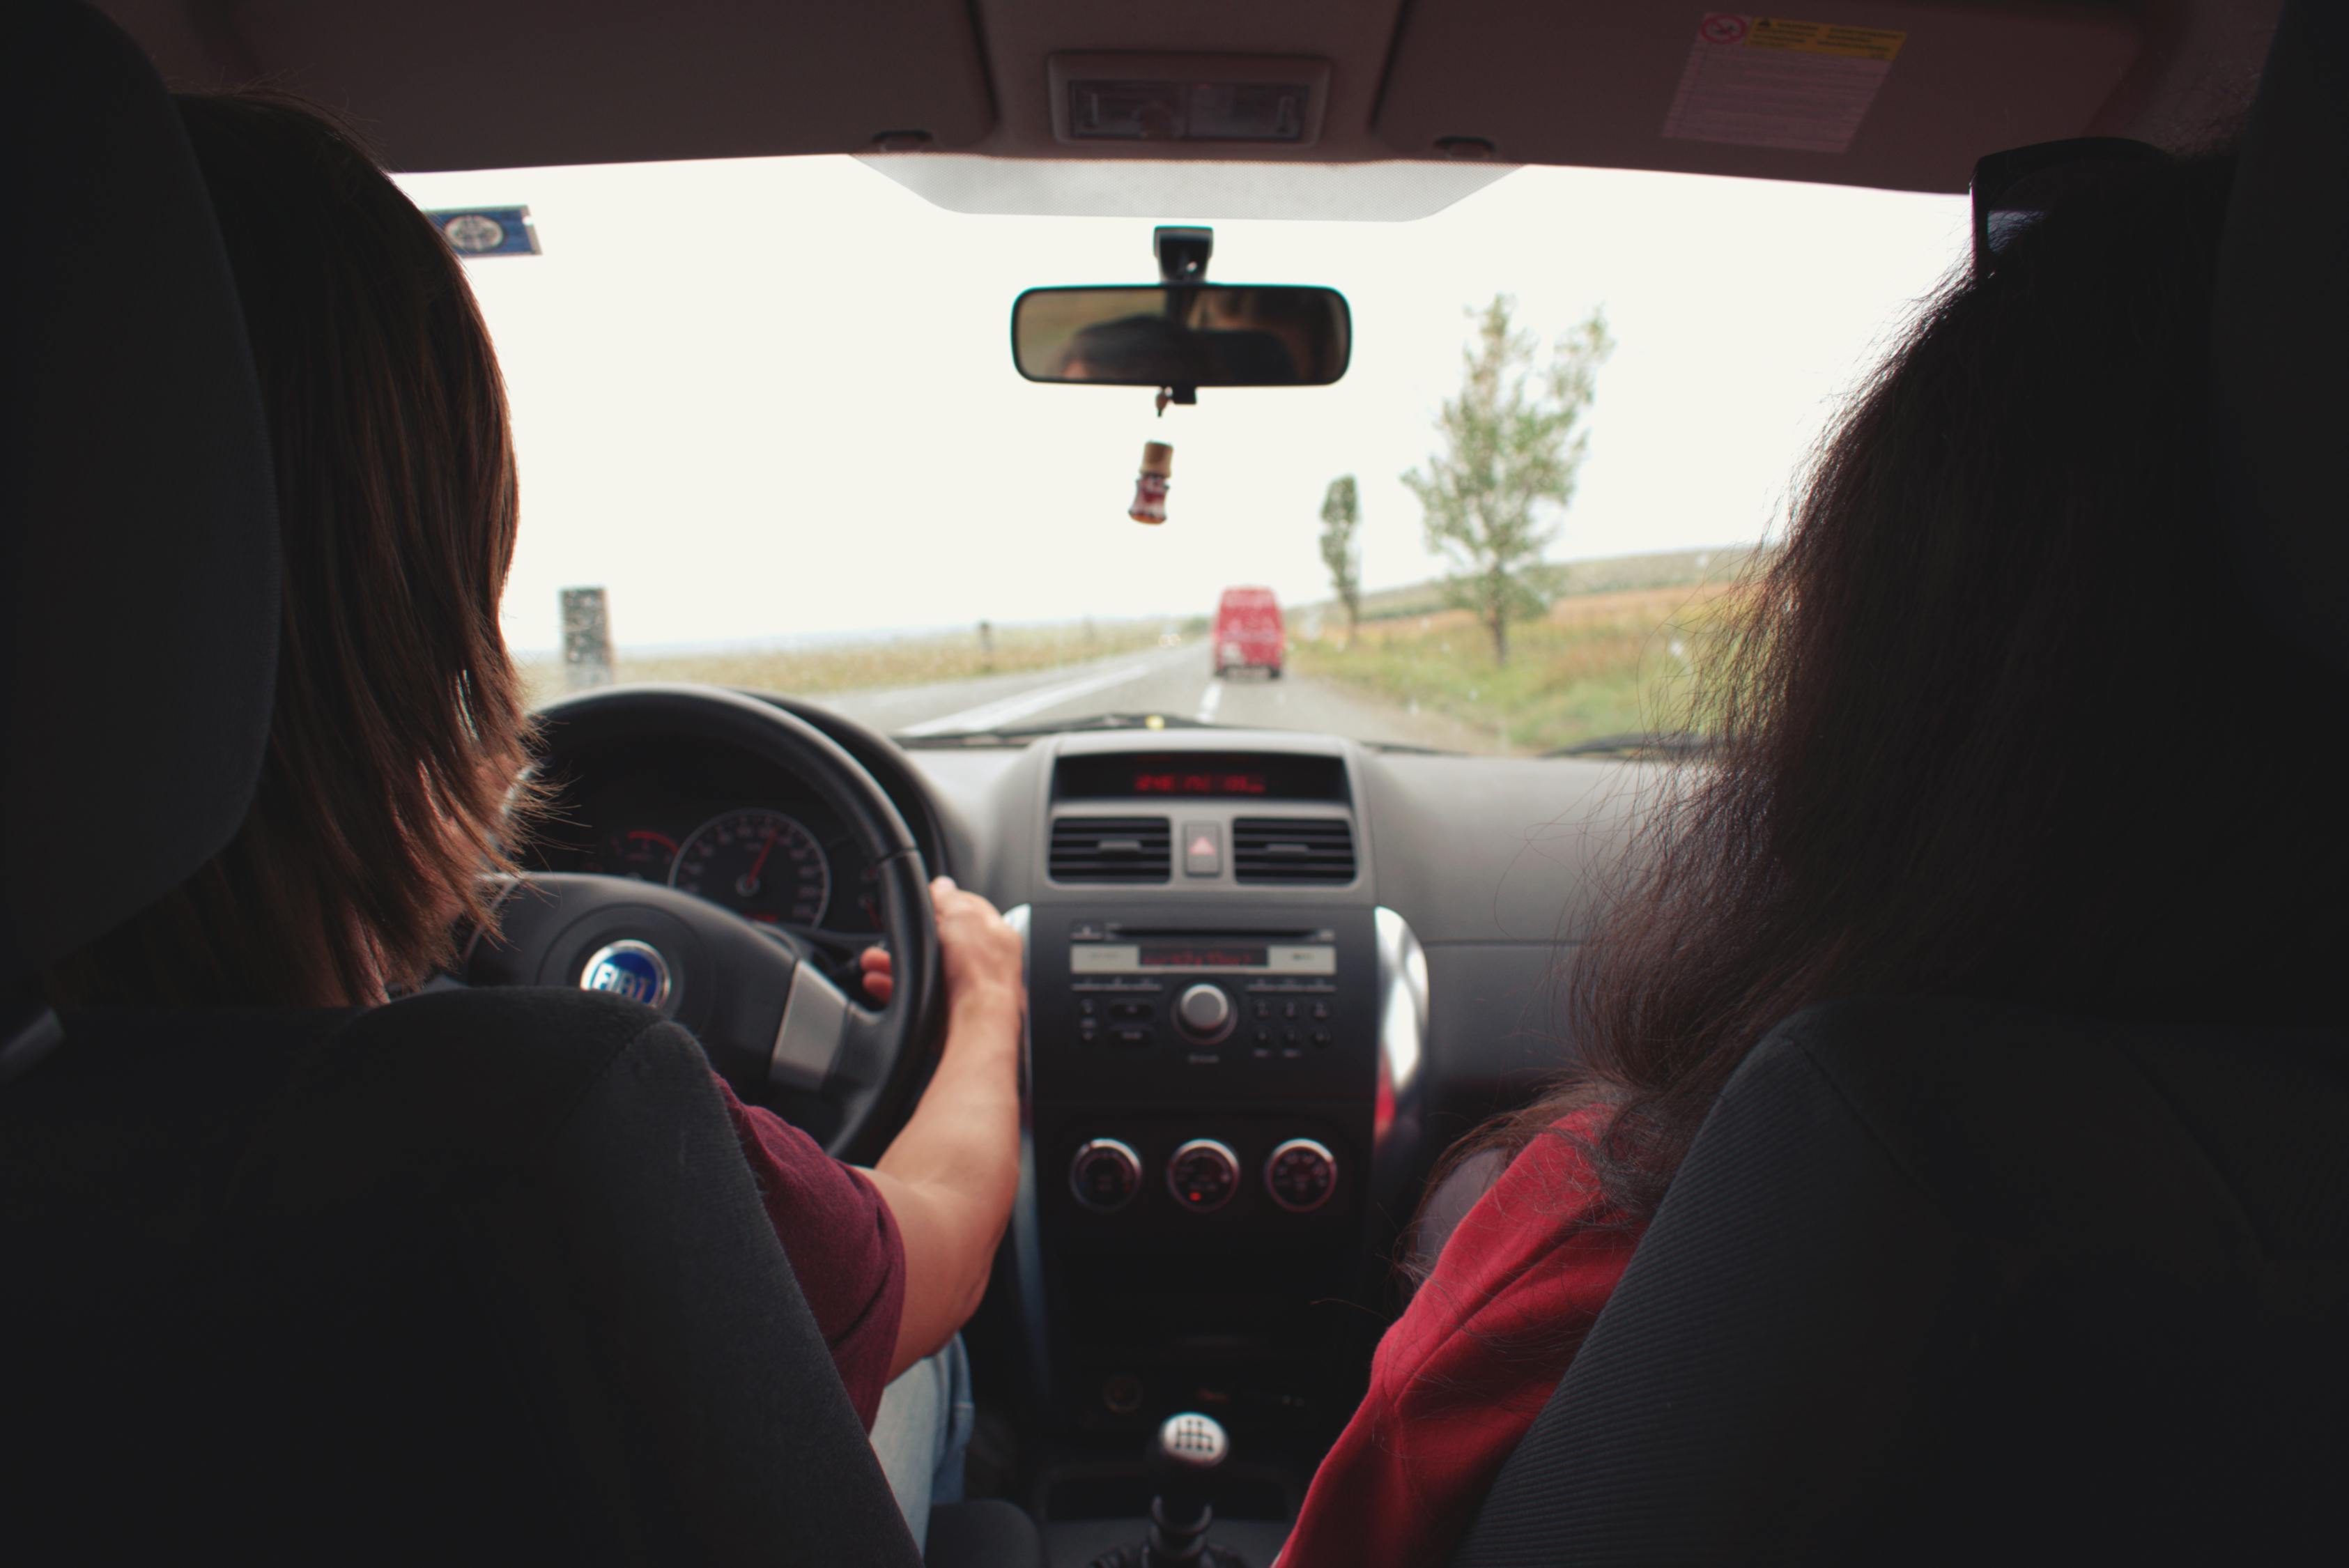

{"left": 50, "top": 93, "right": 537, "bottom": 1008}
{"left": 1458, "top": 146, "right": 2349, "bottom": 1222}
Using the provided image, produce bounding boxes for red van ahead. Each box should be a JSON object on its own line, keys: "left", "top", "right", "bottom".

{"left": 1212, "top": 586, "right": 1285, "bottom": 678}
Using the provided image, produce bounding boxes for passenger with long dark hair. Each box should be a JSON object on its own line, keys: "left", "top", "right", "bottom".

{"left": 1281, "top": 141, "right": 2349, "bottom": 1567}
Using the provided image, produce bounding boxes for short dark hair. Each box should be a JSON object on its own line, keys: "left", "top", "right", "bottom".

{"left": 50, "top": 93, "right": 537, "bottom": 1006}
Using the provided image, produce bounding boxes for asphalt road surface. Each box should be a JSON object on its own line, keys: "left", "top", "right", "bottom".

{"left": 822, "top": 641, "right": 1500, "bottom": 753}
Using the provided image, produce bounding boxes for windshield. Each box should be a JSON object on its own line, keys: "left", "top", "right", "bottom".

{"left": 397, "top": 157, "right": 1965, "bottom": 755}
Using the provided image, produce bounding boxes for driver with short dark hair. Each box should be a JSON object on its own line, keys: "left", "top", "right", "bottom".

{"left": 40, "top": 90, "right": 1023, "bottom": 1551}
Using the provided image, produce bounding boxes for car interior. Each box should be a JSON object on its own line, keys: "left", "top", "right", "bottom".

{"left": 4, "top": 1, "right": 2344, "bottom": 1565}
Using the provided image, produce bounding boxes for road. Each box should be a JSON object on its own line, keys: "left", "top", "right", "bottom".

{"left": 822, "top": 641, "right": 1500, "bottom": 753}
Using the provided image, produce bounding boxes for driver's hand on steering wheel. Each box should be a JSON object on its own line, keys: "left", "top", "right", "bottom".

{"left": 856, "top": 877, "right": 1024, "bottom": 1018}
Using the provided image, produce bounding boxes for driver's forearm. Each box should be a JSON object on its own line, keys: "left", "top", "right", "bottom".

{"left": 865, "top": 992, "right": 1021, "bottom": 1377}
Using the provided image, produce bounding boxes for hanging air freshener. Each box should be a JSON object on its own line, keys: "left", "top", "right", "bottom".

{"left": 1130, "top": 441, "right": 1173, "bottom": 525}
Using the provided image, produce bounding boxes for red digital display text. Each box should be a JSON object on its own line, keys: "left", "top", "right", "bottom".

{"left": 1139, "top": 945, "right": 1269, "bottom": 969}
{"left": 1132, "top": 771, "right": 1269, "bottom": 795}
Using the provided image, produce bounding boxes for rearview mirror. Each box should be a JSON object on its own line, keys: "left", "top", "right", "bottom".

{"left": 1012, "top": 285, "right": 1352, "bottom": 387}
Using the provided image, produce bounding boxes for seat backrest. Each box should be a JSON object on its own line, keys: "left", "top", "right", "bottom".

{"left": 1, "top": 987, "right": 921, "bottom": 1566}
{"left": 1456, "top": 2, "right": 2349, "bottom": 1558}
{"left": 1451, "top": 999, "right": 2349, "bottom": 1564}
{"left": 0, "top": 0, "right": 279, "bottom": 1007}
{"left": 0, "top": 6, "right": 918, "bottom": 1560}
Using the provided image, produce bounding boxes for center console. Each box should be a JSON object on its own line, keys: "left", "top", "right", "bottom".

{"left": 1008, "top": 735, "right": 1425, "bottom": 1457}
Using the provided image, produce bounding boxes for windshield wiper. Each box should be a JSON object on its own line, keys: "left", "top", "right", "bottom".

{"left": 1543, "top": 731, "right": 1715, "bottom": 760}
{"left": 897, "top": 712, "right": 1235, "bottom": 747}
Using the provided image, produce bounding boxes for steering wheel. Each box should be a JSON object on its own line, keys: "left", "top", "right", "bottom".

{"left": 463, "top": 684, "right": 943, "bottom": 1160}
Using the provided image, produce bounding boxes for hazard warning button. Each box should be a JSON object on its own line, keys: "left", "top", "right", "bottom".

{"left": 1182, "top": 820, "right": 1222, "bottom": 877}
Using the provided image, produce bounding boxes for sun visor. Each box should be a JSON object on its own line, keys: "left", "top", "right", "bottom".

{"left": 859, "top": 153, "right": 1514, "bottom": 221}
{"left": 94, "top": 0, "right": 996, "bottom": 171}
{"left": 1376, "top": 2, "right": 2142, "bottom": 193}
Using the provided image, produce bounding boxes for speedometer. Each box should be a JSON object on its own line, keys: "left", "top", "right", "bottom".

{"left": 670, "top": 808, "right": 832, "bottom": 927}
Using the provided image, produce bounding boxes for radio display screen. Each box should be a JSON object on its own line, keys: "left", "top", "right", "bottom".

{"left": 1140, "top": 943, "right": 1265, "bottom": 968}
{"left": 1071, "top": 941, "right": 1337, "bottom": 976}
{"left": 1054, "top": 751, "right": 1347, "bottom": 803}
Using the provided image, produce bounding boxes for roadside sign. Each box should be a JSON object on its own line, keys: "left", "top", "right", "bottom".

{"left": 424, "top": 206, "right": 541, "bottom": 257}
{"left": 562, "top": 586, "right": 613, "bottom": 690}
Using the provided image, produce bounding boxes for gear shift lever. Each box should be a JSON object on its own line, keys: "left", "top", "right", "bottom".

{"left": 1146, "top": 1412, "right": 1229, "bottom": 1562}
{"left": 1088, "top": 1413, "right": 1247, "bottom": 1568}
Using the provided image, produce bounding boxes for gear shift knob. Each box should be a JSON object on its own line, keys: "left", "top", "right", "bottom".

{"left": 1147, "top": 1412, "right": 1230, "bottom": 1560}
{"left": 1086, "top": 1413, "right": 1240, "bottom": 1568}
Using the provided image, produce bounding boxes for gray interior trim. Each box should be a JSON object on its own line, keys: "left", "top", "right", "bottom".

{"left": 768, "top": 960, "right": 852, "bottom": 1095}
{"left": 1374, "top": 906, "right": 1428, "bottom": 1102}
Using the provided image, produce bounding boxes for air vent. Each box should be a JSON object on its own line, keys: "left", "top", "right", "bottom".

{"left": 1233, "top": 817, "right": 1356, "bottom": 884}
{"left": 1049, "top": 816, "right": 1171, "bottom": 882}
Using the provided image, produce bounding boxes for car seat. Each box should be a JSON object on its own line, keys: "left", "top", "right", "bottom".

{"left": 1449, "top": 4, "right": 2349, "bottom": 1562}
{"left": 0, "top": 5, "right": 1031, "bottom": 1564}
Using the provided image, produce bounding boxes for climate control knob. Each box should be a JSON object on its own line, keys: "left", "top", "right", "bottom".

{"left": 1265, "top": 1138, "right": 1339, "bottom": 1213}
{"left": 1166, "top": 1138, "right": 1240, "bottom": 1213}
{"left": 1069, "top": 1138, "right": 1143, "bottom": 1213}
{"left": 1174, "top": 983, "right": 1234, "bottom": 1042}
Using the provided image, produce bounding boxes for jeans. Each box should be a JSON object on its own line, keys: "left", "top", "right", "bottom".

{"left": 868, "top": 1334, "right": 973, "bottom": 1552}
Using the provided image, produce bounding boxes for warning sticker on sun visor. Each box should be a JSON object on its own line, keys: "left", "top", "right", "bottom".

{"left": 1663, "top": 14, "right": 1906, "bottom": 154}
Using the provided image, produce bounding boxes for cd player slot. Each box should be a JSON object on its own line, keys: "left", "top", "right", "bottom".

{"left": 1089, "top": 925, "right": 1330, "bottom": 941}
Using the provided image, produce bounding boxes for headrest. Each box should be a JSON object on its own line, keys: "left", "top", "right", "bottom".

{"left": 2215, "top": 0, "right": 2349, "bottom": 678}
{"left": 0, "top": 1, "right": 279, "bottom": 993}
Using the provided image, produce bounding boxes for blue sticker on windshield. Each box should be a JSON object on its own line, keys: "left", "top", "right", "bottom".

{"left": 425, "top": 206, "right": 541, "bottom": 257}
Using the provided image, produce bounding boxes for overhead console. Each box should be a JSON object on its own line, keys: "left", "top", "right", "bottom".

{"left": 1014, "top": 735, "right": 1416, "bottom": 1450}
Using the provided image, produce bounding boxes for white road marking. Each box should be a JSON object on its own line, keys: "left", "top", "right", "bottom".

{"left": 897, "top": 645, "right": 1196, "bottom": 736}
{"left": 1196, "top": 679, "right": 1223, "bottom": 723}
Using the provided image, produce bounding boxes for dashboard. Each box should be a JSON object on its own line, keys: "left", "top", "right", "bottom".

{"left": 527, "top": 693, "right": 1650, "bottom": 1482}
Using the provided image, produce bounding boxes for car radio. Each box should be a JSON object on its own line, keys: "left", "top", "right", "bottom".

{"left": 1031, "top": 909, "right": 1376, "bottom": 1107}
{"left": 1070, "top": 930, "right": 1335, "bottom": 1053}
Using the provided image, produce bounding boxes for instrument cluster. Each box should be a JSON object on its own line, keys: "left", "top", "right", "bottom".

{"left": 525, "top": 741, "right": 884, "bottom": 954}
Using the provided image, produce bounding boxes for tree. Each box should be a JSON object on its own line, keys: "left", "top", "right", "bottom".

{"left": 1318, "top": 475, "right": 1362, "bottom": 647}
{"left": 1403, "top": 295, "right": 1614, "bottom": 663}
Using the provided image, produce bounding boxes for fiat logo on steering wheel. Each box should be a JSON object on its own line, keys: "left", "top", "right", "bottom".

{"left": 579, "top": 939, "right": 675, "bottom": 1013}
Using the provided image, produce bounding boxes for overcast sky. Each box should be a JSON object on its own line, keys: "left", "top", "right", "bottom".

{"left": 394, "top": 156, "right": 1967, "bottom": 656}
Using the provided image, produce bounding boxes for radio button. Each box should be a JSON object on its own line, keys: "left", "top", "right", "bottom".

{"left": 1070, "top": 1139, "right": 1142, "bottom": 1213}
{"left": 1115, "top": 1027, "right": 1153, "bottom": 1048}
{"left": 1175, "top": 983, "right": 1235, "bottom": 1043}
{"left": 1166, "top": 1139, "right": 1240, "bottom": 1213}
{"left": 1265, "top": 1139, "right": 1338, "bottom": 1213}
{"left": 1110, "top": 1001, "right": 1153, "bottom": 1022}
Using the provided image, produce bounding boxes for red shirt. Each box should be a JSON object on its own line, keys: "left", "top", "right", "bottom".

{"left": 711, "top": 1075, "right": 906, "bottom": 1431}
{"left": 1281, "top": 1112, "right": 1645, "bottom": 1568}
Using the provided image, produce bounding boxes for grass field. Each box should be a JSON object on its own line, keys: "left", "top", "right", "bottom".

{"left": 1291, "top": 582, "right": 1747, "bottom": 754}
{"left": 518, "top": 618, "right": 1170, "bottom": 710}
{"left": 1295, "top": 545, "right": 1764, "bottom": 630}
